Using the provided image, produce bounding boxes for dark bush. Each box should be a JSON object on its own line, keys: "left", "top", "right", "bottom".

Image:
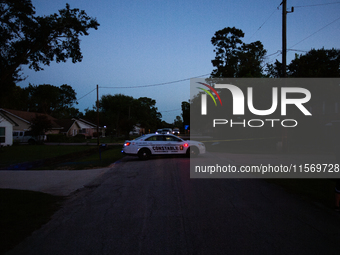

{"left": 92, "top": 132, "right": 100, "bottom": 138}
{"left": 47, "top": 134, "right": 67, "bottom": 142}
{"left": 71, "top": 134, "right": 86, "bottom": 142}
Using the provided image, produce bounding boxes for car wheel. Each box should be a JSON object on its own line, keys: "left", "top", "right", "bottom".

{"left": 138, "top": 148, "right": 151, "bottom": 160}
{"left": 187, "top": 146, "right": 199, "bottom": 157}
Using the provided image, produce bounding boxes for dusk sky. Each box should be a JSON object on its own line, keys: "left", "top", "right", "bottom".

{"left": 18, "top": 0, "right": 340, "bottom": 123}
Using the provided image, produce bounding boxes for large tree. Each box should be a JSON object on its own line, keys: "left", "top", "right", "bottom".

{"left": 173, "top": 116, "right": 183, "bottom": 128}
{"left": 29, "top": 114, "right": 52, "bottom": 143}
{"left": 210, "top": 27, "right": 266, "bottom": 78}
{"left": 0, "top": 0, "right": 99, "bottom": 104}
{"left": 23, "top": 83, "right": 79, "bottom": 118}
{"left": 265, "top": 60, "right": 283, "bottom": 78}
{"left": 99, "top": 94, "right": 162, "bottom": 138}
{"left": 181, "top": 101, "right": 190, "bottom": 128}
{"left": 266, "top": 48, "right": 340, "bottom": 78}
{"left": 135, "top": 97, "right": 162, "bottom": 132}
{"left": 288, "top": 48, "right": 340, "bottom": 77}
{"left": 100, "top": 94, "right": 135, "bottom": 138}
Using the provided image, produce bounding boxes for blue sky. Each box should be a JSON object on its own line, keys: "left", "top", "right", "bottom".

{"left": 18, "top": 0, "right": 340, "bottom": 123}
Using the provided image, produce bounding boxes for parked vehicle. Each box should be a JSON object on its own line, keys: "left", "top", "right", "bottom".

{"left": 172, "top": 128, "right": 180, "bottom": 135}
{"left": 13, "top": 131, "right": 47, "bottom": 144}
{"left": 155, "top": 129, "right": 163, "bottom": 134}
{"left": 161, "top": 128, "right": 173, "bottom": 134}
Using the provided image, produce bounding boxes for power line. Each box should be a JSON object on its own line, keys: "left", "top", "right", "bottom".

{"left": 100, "top": 74, "right": 210, "bottom": 89}
{"left": 289, "top": 16, "right": 340, "bottom": 48}
{"left": 287, "top": 49, "right": 308, "bottom": 53}
{"left": 246, "top": 1, "right": 285, "bottom": 42}
{"left": 247, "top": 8, "right": 279, "bottom": 41}
{"left": 294, "top": 1, "right": 340, "bottom": 8}
{"left": 77, "top": 88, "right": 96, "bottom": 101}
{"left": 76, "top": 73, "right": 210, "bottom": 101}
{"left": 265, "top": 50, "right": 282, "bottom": 58}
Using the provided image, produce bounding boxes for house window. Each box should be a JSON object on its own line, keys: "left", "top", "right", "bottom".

{"left": 0, "top": 127, "right": 5, "bottom": 143}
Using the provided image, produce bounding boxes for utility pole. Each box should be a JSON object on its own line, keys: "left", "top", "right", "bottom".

{"left": 282, "top": 0, "right": 287, "bottom": 77}
{"left": 281, "top": 0, "right": 294, "bottom": 77}
{"left": 96, "top": 84, "right": 99, "bottom": 146}
{"left": 281, "top": 0, "right": 294, "bottom": 152}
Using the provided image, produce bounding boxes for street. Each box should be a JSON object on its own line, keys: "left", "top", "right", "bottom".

{"left": 7, "top": 154, "right": 340, "bottom": 255}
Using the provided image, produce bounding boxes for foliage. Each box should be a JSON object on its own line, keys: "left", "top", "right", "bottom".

{"left": 0, "top": 189, "right": 63, "bottom": 254}
{"left": 23, "top": 84, "right": 80, "bottom": 118}
{"left": 0, "top": 85, "right": 28, "bottom": 110}
{"left": 99, "top": 94, "right": 162, "bottom": 139}
{"left": 181, "top": 101, "right": 190, "bottom": 127}
{"left": 266, "top": 48, "right": 340, "bottom": 78}
{"left": 84, "top": 107, "right": 98, "bottom": 125}
{"left": 210, "top": 27, "right": 266, "bottom": 78}
{"left": 46, "top": 134, "right": 68, "bottom": 143}
{"left": 173, "top": 116, "right": 183, "bottom": 128}
{"left": 0, "top": 0, "right": 99, "bottom": 105}
{"left": 0, "top": 144, "right": 93, "bottom": 168}
{"left": 100, "top": 94, "right": 135, "bottom": 138}
{"left": 29, "top": 114, "right": 52, "bottom": 141}
{"left": 288, "top": 48, "right": 340, "bottom": 77}
{"left": 47, "top": 134, "right": 88, "bottom": 143}
{"left": 265, "top": 60, "right": 283, "bottom": 78}
{"left": 135, "top": 97, "right": 162, "bottom": 132}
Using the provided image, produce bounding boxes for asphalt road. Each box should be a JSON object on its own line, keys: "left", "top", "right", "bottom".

{"left": 7, "top": 155, "right": 340, "bottom": 255}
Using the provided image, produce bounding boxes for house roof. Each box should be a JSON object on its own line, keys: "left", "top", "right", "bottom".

{"left": 0, "top": 108, "right": 62, "bottom": 130}
{"left": 0, "top": 109, "right": 99, "bottom": 132}
{"left": 54, "top": 119, "right": 76, "bottom": 133}
{"left": 54, "top": 118, "right": 98, "bottom": 134}
{"left": 0, "top": 112, "right": 18, "bottom": 126}
{"left": 77, "top": 118, "right": 97, "bottom": 128}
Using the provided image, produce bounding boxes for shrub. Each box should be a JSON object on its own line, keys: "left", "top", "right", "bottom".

{"left": 47, "top": 134, "right": 67, "bottom": 142}
{"left": 71, "top": 134, "right": 86, "bottom": 143}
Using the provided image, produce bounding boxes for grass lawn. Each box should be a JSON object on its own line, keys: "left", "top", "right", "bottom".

{"left": 0, "top": 145, "right": 97, "bottom": 169}
{"left": 0, "top": 189, "right": 64, "bottom": 255}
{"left": 0, "top": 144, "right": 126, "bottom": 170}
{"left": 0, "top": 145, "right": 125, "bottom": 253}
{"left": 44, "top": 145, "right": 125, "bottom": 170}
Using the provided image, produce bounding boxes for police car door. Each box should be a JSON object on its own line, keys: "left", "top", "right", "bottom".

{"left": 164, "top": 135, "right": 182, "bottom": 154}
{"left": 147, "top": 135, "right": 166, "bottom": 154}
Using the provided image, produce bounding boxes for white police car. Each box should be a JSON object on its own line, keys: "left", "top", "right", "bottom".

{"left": 122, "top": 134, "right": 205, "bottom": 160}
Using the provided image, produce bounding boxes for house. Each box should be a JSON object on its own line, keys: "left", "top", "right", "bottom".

{"left": 129, "top": 124, "right": 145, "bottom": 136}
{"left": 56, "top": 118, "right": 99, "bottom": 138}
{"left": 0, "top": 112, "right": 16, "bottom": 146}
{"left": 0, "top": 109, "right": 101, "bottom": 139}
{"left": 0, "top": 108, "right": 62, "bottom": 134}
